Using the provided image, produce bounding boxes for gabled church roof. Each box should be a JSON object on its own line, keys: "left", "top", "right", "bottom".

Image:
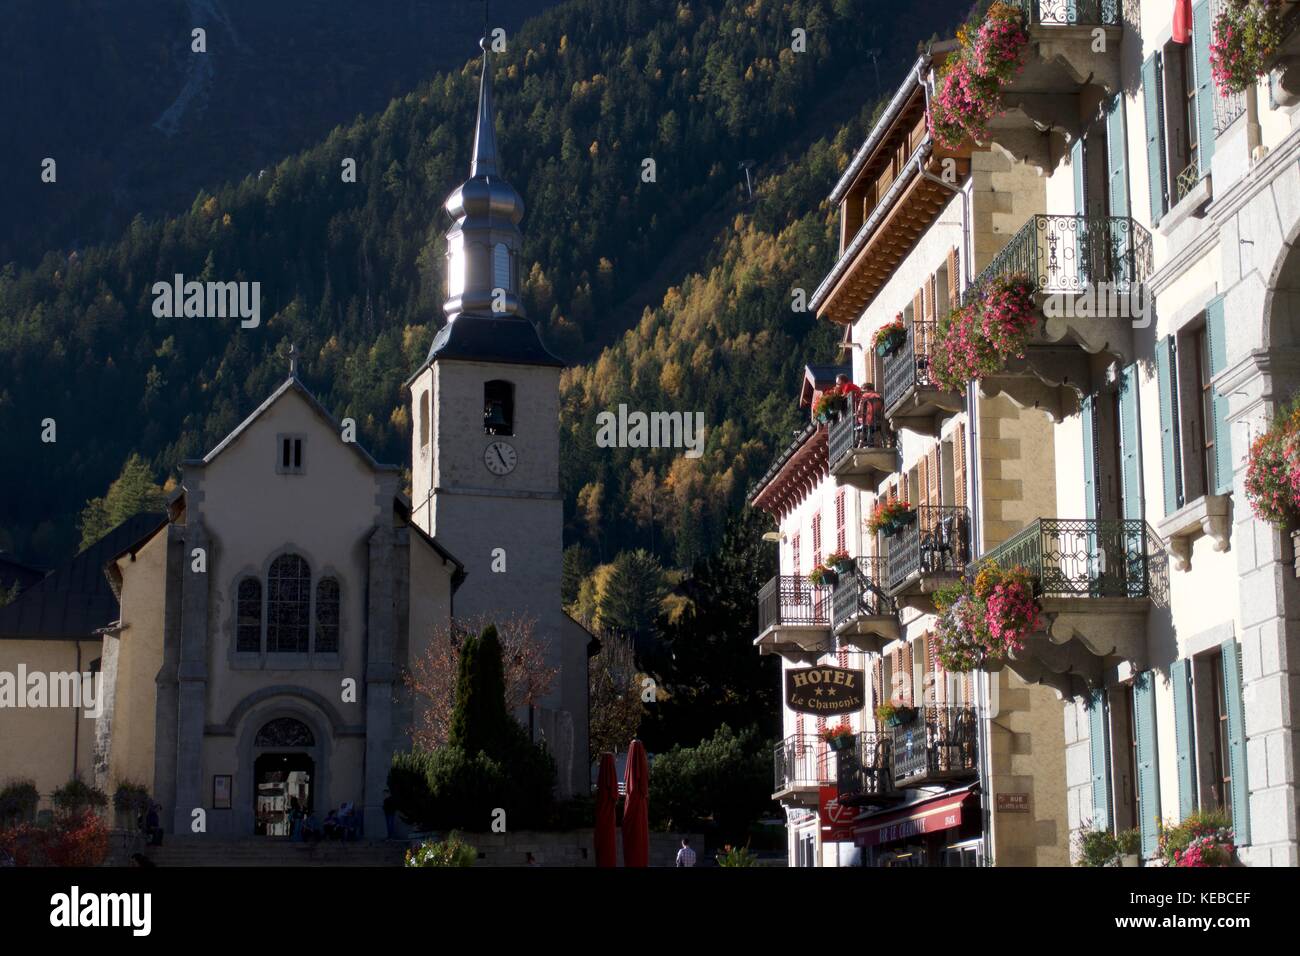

{"left": 0, "top": 512, "right": 166, "bottom": 640}
{"left": 187, "top": 373, "right": 400, "bottom": 473}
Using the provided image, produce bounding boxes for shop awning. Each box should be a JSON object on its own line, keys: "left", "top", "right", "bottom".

{"left": 853, "top": 787, "right": 977, "bottom": 848}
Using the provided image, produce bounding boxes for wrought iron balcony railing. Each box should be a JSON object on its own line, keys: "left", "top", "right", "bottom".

{"left": 964, "top": 214, "right": 1154, "bottom": 305}
{"left": 1010, "top": 0, "right": 1119, "bottom": 25}
{"left": 884, "top": 505, "right": 971, "bottom": 592}
{"left": 827, "top": 396, "right": 893, "bottom": 469}
{"left": 774, "top": 734, "right": 830, "bottom": 793}
{"left": 882, "top": 319, "right": 941, "bottom": 412}
{"left": 758, "top": 575, "right": 830, "bottom": 633}
{"left": 983, "top": 517, "right": 1167, "bottom": 601}
{"left": 837, "top": 732, "right": 896, "bottom": 805}
{"left": 892, "top": 705, "right": 979, "bottom": 788}
{"left": 831, "top": 556, "right": 895, "bottom": 630}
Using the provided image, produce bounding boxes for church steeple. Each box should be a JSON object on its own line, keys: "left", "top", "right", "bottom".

{"left": 441, "top": 38, "right": 525, "bottom": 324}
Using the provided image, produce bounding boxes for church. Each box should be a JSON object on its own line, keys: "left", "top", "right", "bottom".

{"left": 0, "top": 42, "right": 592, "bottom": 838}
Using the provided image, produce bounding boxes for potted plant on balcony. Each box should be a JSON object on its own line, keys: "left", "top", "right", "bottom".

{"left": 813, "top": 390, "right": 848, "bottom": 424}
{"left": 808, "top": 564, "right": 837, "bottom": 587}
{"left": 1117, "top": 828, "right": 1142, "bottom": 867}
{"left": 821, "top": 721, "right": 856, "bottom": 752}
{"left": 826, "top": 550, "right": 853, "bottom": 576}
{"left": 873, "top": 315, "right": 907, "bottom": 357}
{"left": 927, "top": 2, "right": 1029, "bottom": 149}
{"left": 1210, "top": 0, "right": 1287, "bottom": 95}
{"left": 1244, "top": 394, "right": 1300, "bottom": 573}
{"left": 932, "top": 560, "right": 1043, "bottom": 670}
{"left": 866, "top": 499, "right": 915, "bottom": 537}
{"left": 874, "top": 700, "right": 916, "bottom": 728}
{"left": 1158, "top": 809, "right": 1236, "bottom": 867}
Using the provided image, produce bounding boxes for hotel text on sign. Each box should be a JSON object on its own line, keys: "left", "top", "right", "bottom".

{"left": 785, "top": 666, "right": 865, "bottom": 715}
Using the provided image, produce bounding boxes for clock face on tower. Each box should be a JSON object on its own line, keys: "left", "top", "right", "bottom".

{"left": 483, "top": 440, "right": 517, "bottom": 476}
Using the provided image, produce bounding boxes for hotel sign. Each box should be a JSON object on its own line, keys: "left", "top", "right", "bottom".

{"left": 785, "top": 666, "right": 865, "bottom": 715}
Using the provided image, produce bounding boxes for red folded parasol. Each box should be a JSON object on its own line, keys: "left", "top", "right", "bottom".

{"left": 622, "top": 739, "right": 650, "bottom": 867}
{"left": 594, "top": 752, "right": 618, "bottom": 868}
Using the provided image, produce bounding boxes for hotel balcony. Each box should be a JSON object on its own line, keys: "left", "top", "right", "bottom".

{"left": 891, "top": 705, "right": 979, "bottom": 789}
{"left": 988, "top": 0, "right": 1122, "bottom": 172}
{"left": 881, "top": 321, "right": 963, "bottom": 436}
{"left": 828, "top": 399, "right": 897, "bottom": 489}
{"left": 836, "top": 732, "right": 901, "bottom": 808}
{"left": 966, "top": 213, "right": 1154, "bottom": 419}
{"left": 983, "top": 517, "right": 1166, "bottom": 698}
{"left": 830, "top": 556, "right": 900, "bottom": 653}
{"left": 773, "top": 734, "right": 832, "bottom": 806}
{"left": 884, "top": 505, "right": 972, "bottom": 609}
{"left": 755, "top": 575, "right": 831, "bottom": 664}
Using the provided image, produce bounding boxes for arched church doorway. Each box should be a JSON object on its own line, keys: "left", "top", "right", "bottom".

{"left": 252, "top": 717, "right": 316, "bottom": 837}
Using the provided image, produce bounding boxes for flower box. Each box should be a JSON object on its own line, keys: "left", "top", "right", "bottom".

{"left": 873, "top": 318, "right": 907, "bottom": 357}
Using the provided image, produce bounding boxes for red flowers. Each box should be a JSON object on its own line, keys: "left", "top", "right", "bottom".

{"left": 1244, "top": 397, "right": 1300, "bottom": 526}
{"left": 1210, "top": 0, "right": 1285, "bottom": 95}
{"left": 928, "top": 2, "right": 1028, "bottom": 150}
{"left": 932, "top": 273, "right": 1037, "bottom": 391}
{"left": 932, "top": 560, "right": 1043, "bottom": 671}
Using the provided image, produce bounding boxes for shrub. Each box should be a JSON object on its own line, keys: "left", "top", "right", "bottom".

{"left": 649, "top": 724, "right": 772, "bottom": 841}
{"left": 112, "top": 781, "right": 151, "bottom": 819}
{"left": 404, "top": 831, "right": 478, "bottom": 867}
{"left": 1075, "top": 825, "right": 1120, "bottom": 867}
{"left": 0, "top": 811, "right": 109, "bottom": 866}
{"left": 50, "top": 778, "right": 107, "bottom": 817}
{"left": 716, "top": 842, "right": 759, "bottom": 867}
{"left": 1117, "top": 828, "right": 1142, "bottom": 856}
{"left": 0, "top": 780, "right": 40, "bottom": 827}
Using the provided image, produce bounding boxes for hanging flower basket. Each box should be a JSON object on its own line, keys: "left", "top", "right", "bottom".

{"left": 931, "top": 560, "right": 1044, "bottom": 672}
{"left": 926, "top": 2, "right": 1029, "bottom": 150}
{"left": 826, "top": 550, "right": 853, "bottom": 576}
{"left": 1244, "top": 394, "right": 1300, "bottom": 547}
{"left": 931, "top": 273, "right": 1037, "bottom": 391}
{"left": 867, "top": 500, "right": 914, "bottom": 537}
{"left": 822, "top": 722, "right": 856, "bottom": 751}
{"left": 873, "top": 317, "right": 908, "bottom": 357}
{"left": 1210, "top": 0, "right": 1287, "bottom": 96}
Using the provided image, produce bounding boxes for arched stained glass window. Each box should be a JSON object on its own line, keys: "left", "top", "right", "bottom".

{"left": 267, "top": 554, "right": 310, "bottom": 653}
{"left": 255, "top": 717, "right": 315, "bottom": 747}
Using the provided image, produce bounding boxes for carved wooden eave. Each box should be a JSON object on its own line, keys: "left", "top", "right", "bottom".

{"left": 750, "top": 425, "right": 830, "bottom": 522}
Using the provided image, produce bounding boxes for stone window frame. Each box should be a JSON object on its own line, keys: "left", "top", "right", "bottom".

{"left": 229, "top": 548, "right": 343, "bottom": 671}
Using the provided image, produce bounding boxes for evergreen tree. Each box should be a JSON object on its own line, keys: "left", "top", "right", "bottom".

{"left": 598, "top": 549, "right": 666, "bottom": 654}
{"left": 447, "top": 624, "right": 514, "bottom": 761}
{"left": 77, "top": 454, "right": 166, "bottom": 550}
{"left": 560, "top": 543, "right": 592, "bottom": 607}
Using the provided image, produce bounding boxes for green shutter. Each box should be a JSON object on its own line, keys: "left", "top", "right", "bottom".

{"left": 1222, "top": 638, "right": 1251, "bottom": 846}
{"left": 1206, "top": 295, "right": 1233, "bottom": 494}
{"left": 1172, "top": 658, "right": 1197, "bottom": 819}
{"left": 1118, "top": 363, "right": 1143, "bottom": 520}
{"left": 1082, "top": 394, "right": 1098, "bottom": 519}
{"left": 1088, "top": 688, "right": 1112, "bottom": 830}
{"left": 1142, "top": 54, "right": 1168, "bottom": 224}
{"left": 1192, "top": 0, "right": 1217, "bottom": 176}
{"left": 1134, "top": 671, "right": 1161, "bottom": 857}
{"left": 1156, "top": 336, "right": 1183, "bottom": 515}
{"left": 1072, "top": 137, "right": 1086, "bottom": 214}
{"left": 1107, "top": 94, "right": 1129, "bottom": 218}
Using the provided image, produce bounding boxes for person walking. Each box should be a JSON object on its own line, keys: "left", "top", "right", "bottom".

{"left": 675, "top": 838, "right": 696, "bottom": 868}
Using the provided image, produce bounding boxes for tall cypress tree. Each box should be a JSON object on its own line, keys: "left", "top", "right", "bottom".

{"left": 447, "top": 624, "right": 513, "bottom": 760}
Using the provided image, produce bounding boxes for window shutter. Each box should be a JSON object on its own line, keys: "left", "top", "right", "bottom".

{"left": 1172, "top": 657, "right": 1197, "bottom": 820}
{"left": 792, "top": 533, "right": 801, "bottom": 576}
{"left": 929, "top": 274, "right": 939, "bottom": 319}
{"left": 1192, "top": 0, "right": 1217, "bottom": 176}
{"left": 1142, "top": 53, "right": 1168, "bottom": 224}
{"left": 1071, "top": 137, "right": 1086, "bottom": 215}
{"left": 903, "top": 643, "right": 915, "bottom": 706}
{"left": 1134, "top": 672, "right": 1162, "bottom": 857}
{"left": 835, "top": 489, "right": 846, "bottom": 553}
{"left": 873, "top": 658, "right": 884, "bottom": 711}
{"left": 946, "top": 247, "right": 960, "bottom": 305}
{"left": 812, "top": 511, "right": 822, "bottom": 568}
{"left": 1156, "top": 337, "right": 1183, "bottom": 515}
{"left": 1081, "top": 395, "right": 1099, "bottom": 520}
{"left": 1106, "top": 93, "right": 1129, "bottom": 218}
{"left": 1118, "top": 363, "right": 1144, "bottom": 521}
{"left": 918, "top": 455, "right": 929, "bottom": 516}
{"left": 1221, "top": 637, "right": 1251, "bottom": 846}
{"left": 1205, "top": 295, "right": 1233, "bottom": 494}
{"left": 928, "top": 447, "right": 941, "bottom": 508}
{"left": 1088, "top": 688, "right": 1112, "bottom": 830}
{"left": 837, "top": 647, "right": 848, "bottom": 668}
{"left": 953, "top": 424, "right": 967, "bottom": 509}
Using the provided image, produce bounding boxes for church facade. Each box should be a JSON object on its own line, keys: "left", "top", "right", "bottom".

{"left": 0, "top": 42, "right": 590, "bottom": 837}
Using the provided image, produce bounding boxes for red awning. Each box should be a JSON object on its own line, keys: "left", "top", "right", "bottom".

{"left": 853, "top": 789, "right": 975, "bottom": 848}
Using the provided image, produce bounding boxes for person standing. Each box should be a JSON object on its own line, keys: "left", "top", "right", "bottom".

{"left": 675, "top": 838, "right": 696, "bottom": 868}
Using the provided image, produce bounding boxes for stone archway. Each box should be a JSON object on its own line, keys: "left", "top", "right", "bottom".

{"left": 234, "top": 702, "right": 330, "bottom": 838}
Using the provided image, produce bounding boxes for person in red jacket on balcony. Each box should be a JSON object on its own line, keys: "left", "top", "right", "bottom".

{"left": 857, "top": 381, "right": 884, "bottom": 447}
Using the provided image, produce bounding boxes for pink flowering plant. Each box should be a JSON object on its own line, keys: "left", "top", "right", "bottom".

{"left": 1244, "top": 395, "right": 1300, "bottom": 526}
{"left": 1158, "top": 809, "right": 1236, "bottom": 867}
{"left": 931, "top": 274, "right": 1038, "bottom": 391}
{"left": 979, "top": 273, "right": 1037, "bottom": 357}
{"left": 1211, "top": 0, "right": 1287, "bottom": 95}
{"left": 927, "top": 2, "right": 1029, "bottom": 149}
{"left": 932, "top": 560, "right": 1043, "bottom": 671}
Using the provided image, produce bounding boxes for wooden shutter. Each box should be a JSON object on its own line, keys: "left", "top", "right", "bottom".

{"left": 962, "top": 673, "right": 974, "bottom": 707}
{"left": 792, "top": 533, "right": 801, "bottom": 576}
{"left": 1172, "top": 657, "right": 1198, "bottom": 820}
{"left": 1156, "top": 337, "right": 1183, "bottom": 516}
{"left": 812, "top": 511, "right": 822, "bottom": 568}
{"left": 903, "top": 643, "right": 915, "bottom": 706}
{"left": 1206, "top": 295, "right": 1233, "bottom": 494}
{"left": 927, "top": 447, "right": 941, "bottom": 508}
{"left": 953, "top": 424, "right": 967, "bottom": 509}
{"left": 1192, "top": 0, "right": 1216, "bottom": 176}
{"left": 1135, "top": 672, "right": 1162, "bottom": 857}
{"left": 1118, "top": 364, "right": 1143, "bottom": 520}
{"left": 1222, "top": 637, "right": 1252, "bottom": 845}
{"left": 873, "top": 658, "right": 884, "bottom": 712}
{"left": 924, "top": 633, "right": 937, "bottom": 707}
{"left": 1088, "top": 689, "right": 1112, "bottom": 830}
{"left": 946, "top": 247, "right": 960, "bottom": 304}
{"left": 1142, "top": 53, "right": 1168, "bottom": 224}
{"left": 837, "top": 647, "right": 849, "bottom": 668}
{"left": 918, "top": 455, "right": 929, "bottom": 516}
{"left": 835, "top": 489, "right": 846, "bottom": 553}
